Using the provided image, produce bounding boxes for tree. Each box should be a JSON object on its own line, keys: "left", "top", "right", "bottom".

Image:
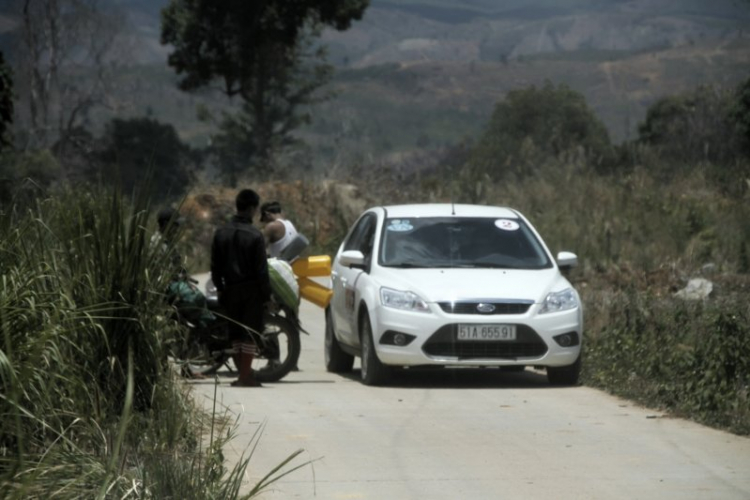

{"left": 14, "top": 0, "right": 121, "bottom": 150}
{"left": 0, "top": 150, "right": 61, "bottom": 206}
{"left": 0, "top": 51, "right": 13, "bottom": 150}
{"left": 638, "top": 85, "right": 739, "bottom": 164}
{"left": 637, "top": 83, "right": 750, "bottom": 197}
{"left": 96, "top": 118, "right": 195, "bottom": 202}
{"left": 161, "top": 0, "right": 369, "bottom": 179}
{"left": 731, "top": 77, "right": 750, "bottom": 155}
{"left": 468, "top": 82, "right": 612, "bottom": 179}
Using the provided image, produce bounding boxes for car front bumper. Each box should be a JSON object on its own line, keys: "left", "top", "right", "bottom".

{"left": 370, "top": 303, "right": 582, "bottom": 368}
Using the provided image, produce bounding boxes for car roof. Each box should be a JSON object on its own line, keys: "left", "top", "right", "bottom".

{"left": 379, "top": 204, "right": 519, "bottom": 219}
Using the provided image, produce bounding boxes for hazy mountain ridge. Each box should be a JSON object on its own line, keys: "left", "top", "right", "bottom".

{"left": 3, "top": 0, "right": 743, "bottom": 65}
{"left": 0, "top": 0, "right": 748, "bottom": 160}
{"left": 322, "top": 0, "right": 750, "bottom": 67}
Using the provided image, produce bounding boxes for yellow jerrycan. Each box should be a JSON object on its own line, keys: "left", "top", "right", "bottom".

{"left": 293, "top": 255, "right": 333, "bottom": 308}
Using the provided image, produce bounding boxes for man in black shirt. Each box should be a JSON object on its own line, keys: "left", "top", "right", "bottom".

{"left": 211, "top": 189, "right": 271, "bottom": 387}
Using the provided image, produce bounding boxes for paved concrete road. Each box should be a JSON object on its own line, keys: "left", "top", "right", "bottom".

{"left": 190, "top": 299, "right": 750, "bottom": 500}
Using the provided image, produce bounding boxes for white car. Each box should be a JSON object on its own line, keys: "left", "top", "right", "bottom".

{"left": 325, "top": 203, "right": 583, "bottom": 386}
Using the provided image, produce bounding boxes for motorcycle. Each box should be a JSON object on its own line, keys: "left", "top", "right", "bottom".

{"left": 173, "top": 278, "right": 302, "bottom": 383}
{"left": 170, "top": 236, "right": 332, "bottom": 383}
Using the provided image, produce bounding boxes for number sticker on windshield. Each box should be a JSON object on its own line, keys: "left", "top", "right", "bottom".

{"left": 495, "top": 219, "right": 520, "bottom": 231}
{"left": 388, "top": 220, "right": 414, "bottom": 232}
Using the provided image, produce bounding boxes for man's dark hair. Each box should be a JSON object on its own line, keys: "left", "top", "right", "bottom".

{"left": 260, "top": 201, "right": 282, "bottom": 214}
{"left": 236, "top": 189, "right": 260, "bottom": 212}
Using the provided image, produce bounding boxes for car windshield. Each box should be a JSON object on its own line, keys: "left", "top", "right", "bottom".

{"left": 379, "top": 216, "right": 552, "bottom": 270}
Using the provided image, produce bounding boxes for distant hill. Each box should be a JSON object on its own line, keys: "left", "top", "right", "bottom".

{"left": 322, "top": 0, "right": 750, "bottom": 66}
{"left": 1, "top": 0, "right": 749, "bottom": 166}
{"left": 4, "top": 0, "right": 748, "bottom": 66}
{"left": 302, "top": 36, "right": 750, "bottom": 169}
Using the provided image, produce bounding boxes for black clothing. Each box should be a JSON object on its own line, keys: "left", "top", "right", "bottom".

{"left": 223, "top": 295, "right": 265, "bottom": 342}
{"left": 211, "top": 215, "right": 271, "bottom": 341}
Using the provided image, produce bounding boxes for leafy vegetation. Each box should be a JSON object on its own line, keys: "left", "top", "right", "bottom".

{"left": 0, "top": 116, "right": 198, "bottom": 207}
{"left": 0, "top": 150, "right": 61, "bottom": 206}
{"left": 731, "top": 77, "right": 750, "bottom": 154}
{"left": 263, "top": 77, "right": 747, "bottom": 435}
{"left": 160, "top": 0, "right": 369, "bottom": 179}
{"left": 468, "top": 81, "right": 612, "bottom": 179}
{"left": 630, "top": 82, "right": 750, "bottom": 197}
{"left": 1, "top": 3, "right": 749, "bottom": 488}
{"left": 96, "top": 117, "right": 197, "bottom": 201}
{"left": 584, "top": 292, "right": 750, "bottom": 435}
{"left": 0, "top": 187, "right": 308, "bottom": 497}
{"left": 638, "top": 85, "right": 743, "bottom": 165}
{"left": 0, "top": 51, "right": 12, "bottom": 150}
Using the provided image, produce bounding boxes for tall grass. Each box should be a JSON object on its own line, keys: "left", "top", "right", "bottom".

{"left": 0, "top": 186, "right": 308, "bottom": 498}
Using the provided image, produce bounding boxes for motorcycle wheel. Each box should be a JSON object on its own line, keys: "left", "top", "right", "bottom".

{"left": 178, "top": 338, "right": 231, "bottom": 377}
{"left": 254, "top": 314, "right": 301, "bottom": 383}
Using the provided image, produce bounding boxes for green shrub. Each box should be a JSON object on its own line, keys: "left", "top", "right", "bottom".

{"left": 95, "top": 117, "right": 196, "bottom": 202}
{"left": 0, "top": 150, "right": 62, "bottom": 206}
{"left": 640, "top": 83, "right": 748, "bottom": 164}
{"left": 0, "top": 51, "right": 12, "bottom": 150}
{"left": 583, "top": 291, "right": 750, "bottom": 435}
{"left": 636, "top": 82, "right": 750, "bottom": 197}
{"left": 468, "top": 81, "right": 612, "bottom": 180}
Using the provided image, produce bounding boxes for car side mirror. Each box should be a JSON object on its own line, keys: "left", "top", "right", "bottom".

{"left": 340, "top": 250, "right": 366, "bottom": 270}
{"left": 556, "top": 251, "right": 578, "bottom": 270}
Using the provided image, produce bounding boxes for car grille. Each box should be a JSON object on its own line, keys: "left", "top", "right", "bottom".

{"left": 422, "top": 324, "right": 547, "bottom": 359}
{"left": 436, "top": 302, "right": 532, "bottom": 315}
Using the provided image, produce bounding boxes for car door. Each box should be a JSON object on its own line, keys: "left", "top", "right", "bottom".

{"left": 331, "top": 212, "right": 378, "bottom": 347}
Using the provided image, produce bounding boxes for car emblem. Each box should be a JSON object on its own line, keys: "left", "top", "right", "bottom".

{"left": 476, "top": 303, "right": 496, "bottom": 314}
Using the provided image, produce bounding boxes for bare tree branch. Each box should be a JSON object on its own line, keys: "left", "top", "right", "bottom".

{"left": 16, "top": 0, "right": 123, "bottom": 150}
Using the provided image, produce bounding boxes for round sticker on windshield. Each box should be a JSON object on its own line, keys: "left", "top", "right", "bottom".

{"left": 495, "top": 219, "right": 520, "bottom": 231}
{"left": 388, "top": 219, "right": 413, "bottom": 232}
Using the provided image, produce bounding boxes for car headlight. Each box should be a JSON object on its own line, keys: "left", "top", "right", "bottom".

{"left": 380, "top": 287, "right": 430, "bottom": 313}
{"left": 539, "top": 288, "right": 578, "bottom": 314}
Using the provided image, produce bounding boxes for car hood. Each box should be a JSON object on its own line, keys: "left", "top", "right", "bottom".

{"left": 373, "top": 267, "right": 568, "bottom": 303}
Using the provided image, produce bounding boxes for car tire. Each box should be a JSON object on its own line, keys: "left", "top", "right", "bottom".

{"left": 325, "top": 307, "right": 354, "bottom": 373}
{"left": 359, "top": 310, "right": 390, "bottom": 386}
{"left": 546, "top": 355, "right": 581, "bottom": 386}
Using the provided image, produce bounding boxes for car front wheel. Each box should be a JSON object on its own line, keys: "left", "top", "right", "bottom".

{"left": 547, "top": 355, "right": 581, "bottom": 386}
{"left": 325, "top": 307, "right": 354, "bottom": 373}
{"left": 359, "top": 310, "right": 390, "bottom": 386}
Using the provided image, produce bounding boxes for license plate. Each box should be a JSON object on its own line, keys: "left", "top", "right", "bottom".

{"left": 458, "top": 324, "right": 516, "bottom": 341}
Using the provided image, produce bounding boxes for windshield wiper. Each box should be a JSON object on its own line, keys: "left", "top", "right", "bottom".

{"left": 386, "top": 262, "right": 431, "bottom": 268}
{"left": 428, "top": 262, "right": 517, "bottom": 269}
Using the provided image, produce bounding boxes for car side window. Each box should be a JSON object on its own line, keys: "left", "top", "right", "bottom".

{"left": 343, "top": 214, "right": 375, "bottom": 253}
{"left": 359, "top": 217, "right": 376, "bottom": 260}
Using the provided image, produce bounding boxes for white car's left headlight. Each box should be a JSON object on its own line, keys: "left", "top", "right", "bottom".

{"left": 380, "top": 287, "right": 430, "bottom": 313}
{"left": 539, "top": 288, "right": 579, "bottom": 314}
